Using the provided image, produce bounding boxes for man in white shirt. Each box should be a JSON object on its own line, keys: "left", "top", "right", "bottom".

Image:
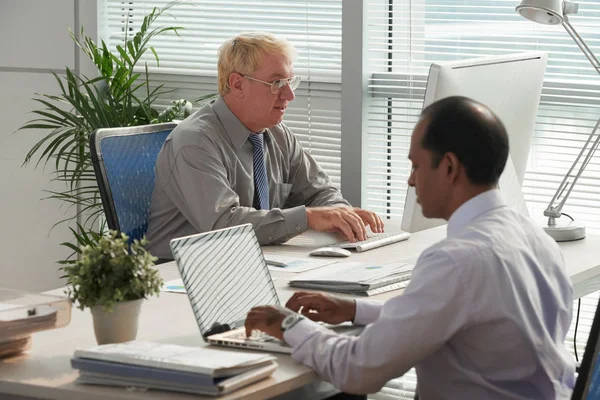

{"left": 245, "top": 96, "right": 576, "bottom": 399}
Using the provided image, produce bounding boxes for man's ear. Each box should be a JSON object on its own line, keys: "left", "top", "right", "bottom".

{"left": 229, "top": 73, "right": 245, "bottom": 97}
{"left": 445, "top": 152, "right": 461, "bottom": 182}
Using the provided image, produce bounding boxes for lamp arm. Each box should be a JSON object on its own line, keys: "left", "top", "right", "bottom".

{"left": 545, "top": 118, "right": 600, "bottom": 217}
{"left": 543, "top": 19, "right": 600, "bottom": 220}
{"left": 562, "top": 19, "right": 600, "bottom": 74}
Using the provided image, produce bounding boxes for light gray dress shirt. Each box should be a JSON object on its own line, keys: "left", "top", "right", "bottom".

{"left": 146, "top": 96, "right": 349, "bottom": 259}
{"left": 284, "top": 189, "right": 575, "bottom": 399}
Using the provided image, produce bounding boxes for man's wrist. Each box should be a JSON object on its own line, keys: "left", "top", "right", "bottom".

{"left": 281, "top": 313, "right": 304, "bottom": 332}
{"left": 347, "top": 299, "right": 357, "bottom": 323}
{"left": 305, "top": 207, "right": 318, "bottom": 229}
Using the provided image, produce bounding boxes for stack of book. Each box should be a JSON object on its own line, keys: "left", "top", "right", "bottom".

{"left": 288, "top": 262, "right": 414, "bottom": 296}
{"left": 0, "top": 289, "right": 71, "bottom": 359}
{"left": 71, "top": 341, "right": 278, "bottom": 396}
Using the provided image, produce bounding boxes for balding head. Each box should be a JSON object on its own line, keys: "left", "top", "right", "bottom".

{"left": 419, "top": 96, "right": 509, "bottom": 185}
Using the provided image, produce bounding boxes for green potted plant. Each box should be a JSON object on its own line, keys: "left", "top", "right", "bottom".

{"left": 17, "top": 1, "right": 215, "bottom": 262}
{"left": 61, "top": 230, "right": 163, "bottom": 344}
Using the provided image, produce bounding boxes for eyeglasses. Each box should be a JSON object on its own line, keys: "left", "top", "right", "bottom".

{"left": 241, "top": 74, "right": 301, "bottom": 94}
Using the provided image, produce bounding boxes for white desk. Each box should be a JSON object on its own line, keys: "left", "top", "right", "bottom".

{"left": 267, "top": 224, "right": 600, "bottom": 301}
{"left": 2, "top": 225, "right": 600, "bottom": 399}
{"left": 0, "top": 263, "right": 316, "bottom": 400}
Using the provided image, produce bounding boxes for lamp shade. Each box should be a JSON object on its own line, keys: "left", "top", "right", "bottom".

{"left": 516, "top": 0, "right": 564, "bottom": 25}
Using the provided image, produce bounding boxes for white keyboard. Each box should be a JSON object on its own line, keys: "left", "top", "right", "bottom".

{"left": 335, "top": 231, "right": 411, "bottom": 252}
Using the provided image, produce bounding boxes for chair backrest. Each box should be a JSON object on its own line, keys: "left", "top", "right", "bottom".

{"left": 572, "top": 297, "right": 600, "bottom": 399}
{"left": 90, "top": 122, "right": 177, "bottom": 242}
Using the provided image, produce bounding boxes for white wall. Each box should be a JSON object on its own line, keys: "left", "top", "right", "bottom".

{"left": 0, "top": 0, "right": 97, "bottom": 292}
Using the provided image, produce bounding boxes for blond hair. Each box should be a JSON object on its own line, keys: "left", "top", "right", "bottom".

{"left": 217, "top": 32, "right": 297, "bottom": 96}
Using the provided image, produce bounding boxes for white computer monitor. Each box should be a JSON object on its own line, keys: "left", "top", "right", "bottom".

{"left": 401, "top": 52, "right": 548, "bottom": 233}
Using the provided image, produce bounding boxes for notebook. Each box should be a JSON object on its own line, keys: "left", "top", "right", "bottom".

{"left": 73, "top": 341, "right": 275, "bottom": 377}
{"left": 71, "top": 341, "right": 277, "bottom": 396}
{"left": 288, "top": 262, "right": 414, "bottom": 296}
{"left": 169, "top": 224, "right": 362, "bottom": 354}
{"left": 74, "top": 365, "right": 277, "bottom": 397}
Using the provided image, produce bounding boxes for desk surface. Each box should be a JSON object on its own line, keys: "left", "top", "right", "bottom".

{"left": 0, "top": 263, "right": 315, "bottom": 400}
{"left": 2, "top": 224, "right": 600, "bottom": 399}
{"left": 268, "top": 224, "right": 600, "bottom": 300}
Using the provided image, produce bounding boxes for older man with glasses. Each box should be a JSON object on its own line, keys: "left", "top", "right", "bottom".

{"left": 146, "top": 32, "right": 383, "bottom": 268}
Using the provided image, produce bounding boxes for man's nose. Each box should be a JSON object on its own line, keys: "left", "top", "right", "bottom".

{"left": 280, "top": 83, "right": 295, "bottom": 101}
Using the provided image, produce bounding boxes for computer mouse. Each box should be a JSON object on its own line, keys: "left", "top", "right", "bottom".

{"left": 309, "top": 247, "right": 351, "bottom": 257}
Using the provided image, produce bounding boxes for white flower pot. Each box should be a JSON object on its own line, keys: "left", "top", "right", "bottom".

{"left": 90, "top": 298, "right": 143, "bottom": 345}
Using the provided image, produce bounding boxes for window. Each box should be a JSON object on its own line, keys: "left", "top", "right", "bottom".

{"left": 366, "top": 1, "right": 600, "bottom": 398}
{"left": 100, "top": 0, "right": 343, "bottom": 186}
{"left": 365, "top": 0, "right": 600, "bottom": 229}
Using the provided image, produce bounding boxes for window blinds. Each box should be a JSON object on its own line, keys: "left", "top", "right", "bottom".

{"left": 366, "top": 1, "right": 600, "bottom": 398}
{"left": 365, "top": 0, "right": 600, "bottom": 229}
{"left": 100, "top": 0, "right": 343, "bottom": 187}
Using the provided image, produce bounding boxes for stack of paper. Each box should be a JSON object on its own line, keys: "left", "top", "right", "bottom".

{"left": 288, "top": 262, "right": 414, "bottom": 296}
{"left": 71, "top": 341, "right": 277, "bottom": 396}
{"left": 0, "top": 289, "right": 71, "bottom": 359}
{"left": 0, "top": 336, "right": 31, "bottom": 358}
{"left": 0, "top": 304, "right": 58, "bottom": 338}
{"left": 0, "top": 303, "right": 58, "bottom": 358}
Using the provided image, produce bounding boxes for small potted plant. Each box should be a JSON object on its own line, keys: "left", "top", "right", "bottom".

{"left": 61, "top": 230, "right": 163, "bottom": 344}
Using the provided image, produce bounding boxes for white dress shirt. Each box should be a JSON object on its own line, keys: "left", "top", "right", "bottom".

{"left": 284, "top": 189, "right": 575, "bottom": 399}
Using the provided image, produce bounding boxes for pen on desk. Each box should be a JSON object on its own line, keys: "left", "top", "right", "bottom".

{"left": 266, "top": 261, "right": 288, "bottom": 268}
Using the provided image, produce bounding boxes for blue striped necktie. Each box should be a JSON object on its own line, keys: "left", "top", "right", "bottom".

{"left": 248, "top": 133, "right": 269, "bottom": 210}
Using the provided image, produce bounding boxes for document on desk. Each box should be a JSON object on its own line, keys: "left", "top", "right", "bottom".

{"left": 72, "top": 341, "right": 278, "bottom": 396}
{"left": 288, "top": 262, "right": 413, "bottom": 296}
{"left": 162, "top": 277, "right": 278, "bottom": 294}
{"left": 73, "top": 341, "right": 276, "bottom": 377}
{"left": 74, "top": 362, "right": 277, "bottom": 396}
{"left": 161, "top": 278, "right": 186, "bottom": 294}
{"left": 265, "top": 255, "right": 338, "bottom": 273}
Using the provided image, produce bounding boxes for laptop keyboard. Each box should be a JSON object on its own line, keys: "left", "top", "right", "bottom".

{"left": 224, "top": 329, "right": 278, "bottom": 342}
{"left": 335, "top": 231, "right": 411, "bottom": 252}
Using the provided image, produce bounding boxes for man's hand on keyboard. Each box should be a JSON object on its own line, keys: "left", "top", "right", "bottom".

{"left": 306, "top": 207, "right": 383, "bottom": 242}
{"left": 286, "top": 292, "right": 357, "bottom": 325}
{"left": 352, "top": 207, "right": 385, "bottom": 234}
{"left": 245, "top": 305, "right": 293, "bottom": 340}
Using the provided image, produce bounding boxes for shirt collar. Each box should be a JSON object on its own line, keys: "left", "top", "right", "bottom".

{"left": 447, "top": 188, "right": 505, "bottom": 237}
{"left": 213, "top": 96, "right": 271, "bottom": 150}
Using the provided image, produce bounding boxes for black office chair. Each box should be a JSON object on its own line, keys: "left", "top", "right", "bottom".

{"left": 90, "top": 122, "right": 177, "bottom": 242}
{"left": 572, "top": 297, "right": 600, "bottom": 399}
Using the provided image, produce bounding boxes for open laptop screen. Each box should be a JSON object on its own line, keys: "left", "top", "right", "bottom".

{"left": 169, "top": 224, "right": 279, "bottom": 337}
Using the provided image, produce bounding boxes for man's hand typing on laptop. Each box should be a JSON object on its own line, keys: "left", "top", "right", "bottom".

{"left": 306, "top": 207, "right": 385, "bottom": 242}
{"left": 245, "top": 305, "right": 294, "bottom": 341}
{"left": 286, "top": 292, "right": 356, "bottom": 325}
{"left": 245, "top": 293, "right": 358, "bottom": 340}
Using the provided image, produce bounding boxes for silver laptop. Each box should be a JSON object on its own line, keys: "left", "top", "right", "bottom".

{"left": 169, "top": 224, "right": 293, "bottom": 353}
{"left": 170, "top": 224, "right": 361, "bottom": 354}
{"left": 170, "top": 224, "right": 363, "bottom": 354}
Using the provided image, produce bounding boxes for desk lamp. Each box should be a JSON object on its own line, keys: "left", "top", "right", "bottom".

{"left": 516, "top": 0, "right": 600, "bottom": 241}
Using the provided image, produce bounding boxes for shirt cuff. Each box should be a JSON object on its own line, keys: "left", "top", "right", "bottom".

{"left": 282, "top": 205, "right": 308, "bottom": 237}
{"left": 328, "top": 202, "right": 352, "bottom": 208}
{"left": 353, "top": 299, "right": 383, "bottom": 326}
{"left": 283, "top": 318, "right": 326, "bottom": 347}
